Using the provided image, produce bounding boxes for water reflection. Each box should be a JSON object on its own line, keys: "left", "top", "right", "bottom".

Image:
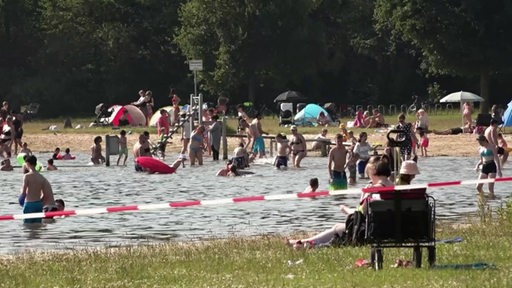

{"left": 0, "top": 153, "right": 510, "bottom": 254}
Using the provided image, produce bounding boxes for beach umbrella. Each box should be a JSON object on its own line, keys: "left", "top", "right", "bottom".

{"left": 439, "top": 91, "right": 484, "bottom": 103}
{"left": 440, "top": 91, "right": 484, "bottom": 127}
{"left": 274, "top": 90, "right": 306, "bottom": 103}
{"left": 502, "top": 100, "right": 512, "bottom": 127}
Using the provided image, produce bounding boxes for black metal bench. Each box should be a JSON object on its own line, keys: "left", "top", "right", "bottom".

{"left": 365, "top": 188, "right": 436, "bottom": 270}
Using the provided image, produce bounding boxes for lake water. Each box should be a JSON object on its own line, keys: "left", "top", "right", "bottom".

{"left": 0, "top": 153, "right": 510, "bottom": 254}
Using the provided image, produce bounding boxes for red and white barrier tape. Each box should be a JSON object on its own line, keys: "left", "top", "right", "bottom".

{"left": 3, "top": 177, "right": 512, "bottom": 221}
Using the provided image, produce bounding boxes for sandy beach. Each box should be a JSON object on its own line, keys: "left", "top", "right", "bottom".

{"left": 23, "top": 132, "right": 479, "bottom": 158}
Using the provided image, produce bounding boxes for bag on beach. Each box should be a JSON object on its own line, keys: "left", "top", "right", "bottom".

{"left": 330, "top": 211, "right": 366, "bottom": 247}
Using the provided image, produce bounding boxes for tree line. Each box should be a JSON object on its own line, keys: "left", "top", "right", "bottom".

{"left": 1, "top": 0, "right": 511, "bottom": 117}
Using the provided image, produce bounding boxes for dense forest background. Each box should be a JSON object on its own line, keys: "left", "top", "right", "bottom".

{"left": 1, "top": 0, "right": 511, "bottom": 117}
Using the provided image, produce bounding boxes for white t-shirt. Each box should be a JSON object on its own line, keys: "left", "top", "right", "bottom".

{"left": 315, "top": 133, "right": 327, "bottom": 140}
{"left": 354, "top": 142, "right": 372, "bottom": 161}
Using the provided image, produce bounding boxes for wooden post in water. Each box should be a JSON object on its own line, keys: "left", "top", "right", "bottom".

{"left": 105, "top": 135, "right": 110, "bottom": 166}
{"left": 269, "top": 138, "right": 274, "bottom": 157}
{"left": 222, "top": 116, "right": 228, "bottom": 160}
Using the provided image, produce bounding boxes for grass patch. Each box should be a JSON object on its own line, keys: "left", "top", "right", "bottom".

{"left": 1, "top": 217, "right": 511, "bottom": 287}
{"left": 23, "top": 110, "right": 469, "bottom": 137}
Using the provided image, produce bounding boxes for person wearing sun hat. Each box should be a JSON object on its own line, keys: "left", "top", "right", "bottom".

{"left": 396, "top": 160, "right": 420, "bottom": 185}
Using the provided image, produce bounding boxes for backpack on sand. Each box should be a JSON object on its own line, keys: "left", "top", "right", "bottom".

{"left": 330, "top": 211, "right": 366, "bottom": 247}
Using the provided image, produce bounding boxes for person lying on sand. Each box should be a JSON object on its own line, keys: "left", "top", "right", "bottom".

{"left": 432, "top": 122, "right": 473, "bottom": 135}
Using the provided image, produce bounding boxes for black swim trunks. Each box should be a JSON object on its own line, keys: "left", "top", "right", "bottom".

{"left": 482, "top": 161, "right": 497, "bottom": 175}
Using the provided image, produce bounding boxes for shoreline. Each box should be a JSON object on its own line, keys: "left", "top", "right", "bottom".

{"left": 0, "top": 215, "right": 480, "bottom": 259}
{"left": 22, "top": 132, "right": 479, "bottom": 158}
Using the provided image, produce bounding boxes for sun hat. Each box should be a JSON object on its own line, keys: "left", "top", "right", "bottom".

{"left": 399, "top": 160, "right": 420, "bottom": 175}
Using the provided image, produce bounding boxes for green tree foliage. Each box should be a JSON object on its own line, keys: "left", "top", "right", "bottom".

{"left": 1, "top": 0, "right": 188, "bottom": 116}
{"left": 176, "top": 0, "right": 430, "bottom": 107}
{"left": 0, "top": 0, "right": 44, "bottom": 108}
{"left": 374, "top": 0, "right": 512, "bottom": 111}
{"left": 1, "top": 0, "right": 511, "bottom": 117}
{"left": 176, "top": 0, "right": 332, "bottom": 104}
{"left": 318, "top": 0, "right": 426, "bottom": 105}
{"left": 38, "top": 0, "right": 189, "bottom": 114}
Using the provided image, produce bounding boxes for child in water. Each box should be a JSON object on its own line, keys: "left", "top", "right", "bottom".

{"left": 117, "top": 130, "right": 128, "bottom": 166}
{"left": 0, "top": 158, "right": 13, "bottom": 171}
{"left": 91, "top": 136, "right": 106, "bottom": 165}
{"left": 46, "top": 159, "right": 58, "bottom": 171}
{"left": 43, "top": 199, "right": 66, "bottom": 223}
{"left": 61, "top": 148, "right": 75, "bottom": 160}
{"left": 232, "top": 142, "right": 249, "bottom": 169}
{"left": 304, "top": 178, "right": 319, "bottom": 192}
{"left": 52, "top": 147, "right": 62, "bottom": 160}
{"left": 274, "top": 133, "right": 290, "bottom": 169}
{"left": 20, "top": 142, "right": 33, "bottom": 156}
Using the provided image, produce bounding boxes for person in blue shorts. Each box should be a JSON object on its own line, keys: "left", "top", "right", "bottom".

{"left": 248, "top": 113, "right": 268, "bottom": 158}
{"left": 19, "top": 155, "right": 55, "bottom": 224}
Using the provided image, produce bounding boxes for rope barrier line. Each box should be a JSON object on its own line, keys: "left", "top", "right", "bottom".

{"left": 2, "top": 177, "right": 512, "bottom": 221}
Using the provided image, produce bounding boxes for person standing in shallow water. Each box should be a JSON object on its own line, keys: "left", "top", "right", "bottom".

{"left": 274, "top": 133, "right": 290, "bottom": 169}
{"left": 328, "top": 133, "right": 348, "bottom": 190}
{"left": 20, "top": 155, "right": 55, "bottom": 224}
{"left": 90, "top": 136, "right": 105, "bottom": 165}
{"left": 353, "top": 131, "right": 371, "bottom": 179}
{"left": 249, "top": 113, "right": 268, "bottom": 159}
{"left": 189, "top": 125, "right": 206, "bottom": 166}
{"left": 484, "top": 119, "right": 506, "bottom": 166}
{"left": 475, "top": 134, "right": 501, "bottom": 200}
{"left": 290, "top": 125, "right": 307, "bottom": 168}
{"left": 117, "top": 130, "right": 128, "bottom": 166}
{"left": 209, "top": 115, "right": 222, "bottom": 161}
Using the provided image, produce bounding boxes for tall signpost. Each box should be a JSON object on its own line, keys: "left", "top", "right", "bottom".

{"left": 189, "top": 60, "right": 203, "bottom": 135}
{"left": 189, "top": 59, "right": 203, "bottom": 98}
